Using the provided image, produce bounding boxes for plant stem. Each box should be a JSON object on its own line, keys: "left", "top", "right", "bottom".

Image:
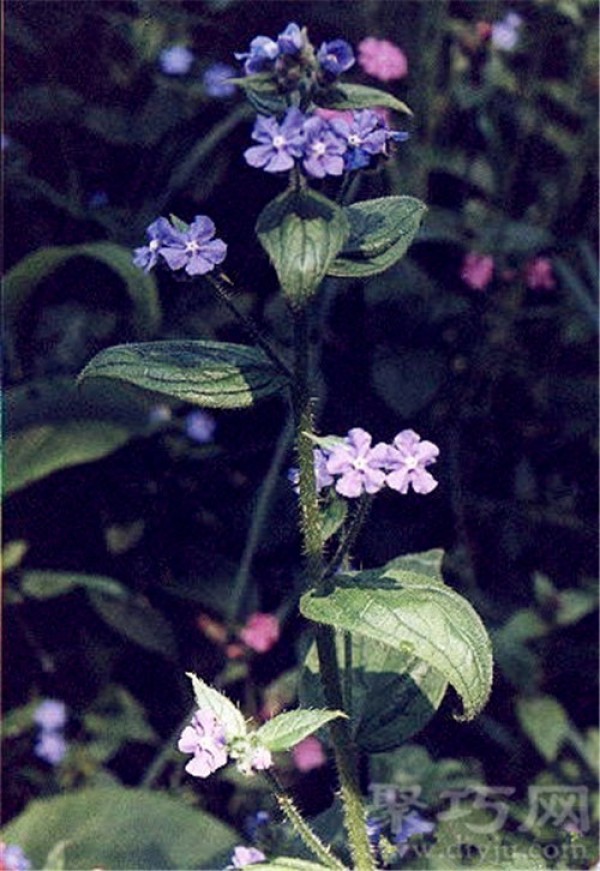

{"left": 291, "top": 306, "right": 376, "bottom": 871}
{"left": 324, "top": 494, "right": 373, "bottom": 580}
{"left": 141, "top": 705, "right": 194, "bottom": 789}
{"left": 267, "top": 771, "right": 347, "bottom": 871}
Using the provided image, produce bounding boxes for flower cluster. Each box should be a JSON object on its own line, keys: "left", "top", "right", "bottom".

{"left": 235, "top": 22, "right": 354, "bottom": 81}
{"left": 461, "top": 251, "right": 556, "bottom": 292}
{"left": 133, "top": 215, "right": 227, "bottom": 276}
{"left": 292, "top": 428, "right": 439, "bottom": 499}
{"left": 0, "top": 842, "right": 31, "bottom": 871}
{"left": 244, "top": 107, "right": 405, "bottom": 178}
{"left": 33, "top": 698, "right": 68, "bottom": 766}
{"left": 178, "top": 707, "right": 272, "bottom": 779}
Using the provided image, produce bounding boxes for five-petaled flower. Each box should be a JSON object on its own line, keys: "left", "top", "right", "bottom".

{"left": 177, "top": 708, "right": 228, "bottom": 778}
{"left": 300, "top": 115, "right": 347, "bottom": 178}
{"left": 326, "top": 428, "right": 389, "bottom": 498}
{"left": 330, "top": 109, "right": 389, "bottom": 170}
{"left": 160, "top": 215, "right": 228, "bottom": 276}
{"left": 385, "top": 430, "right": 439, "bottom": 495}
{"left": 133, "top": 217, "right": 177, "bottom": 273}
{"left": 244, "top": 108, "right": 306, "bottom": 173}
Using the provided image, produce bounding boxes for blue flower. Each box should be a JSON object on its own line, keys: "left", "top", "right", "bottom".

{"left": 133, "top": 217, "right": 179, "bottom": 272}
{"left": 203, "top": 63, "right": 237, "bottom": 98}
{"left": 159, "top": 45, "right": 195, "bottom": 76}
{"left": 330, "top": 109, "right": 388, "bottom": 170}
{"left": 0, "top": 843, "right": 31, "bottom": 871}
{"left": 301, "top": 116, "right": 347, "bottom": 178}
{"left": 244, "top": 108, "right": 306, "bottom": 173}
{"left": 395, "top": 810, "right": 435, "bottom": 847}
{"left": 366, "top": 818, "right": 383, "bottom": 846}
{"left": 277, "top": 22, "right": 303, "bottom": 56}
{"left": 491, "top": 12, "right": 523, "bottom": 50}
{"left": 34, "top": 698, "right": 67, "bottom": 731}
{"left": 158, "top": 216, "right": 228, "bottom": 276}
{"left": 317, "top": 39, "right": 355, "bottom": 76}
{"left": 35, "top": 730, "right": 68, "bottom": 765}
{"left": 184, "top": 409, "right": 217, "bottom": 444}
{"left": 244, "top": 810, "right": 270, "bottom": 841}
{"left": 235, "top": 35, "right": 279, "bottom": 75}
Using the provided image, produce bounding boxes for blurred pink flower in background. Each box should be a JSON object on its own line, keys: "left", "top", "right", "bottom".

{"left": 239, "top": 612, "right": 280, "bottom": 653}
{"left": 315, "top": 108, "right": 354, "bottom": 124}
{"left": 358, "top": 37, "right": 408, "bottom": 81}
{"left": 292, "top": 736, "right": 326, "bottom": 772}
{"left": 461, "top": 252, "right": 495, "bottom": 290}
{"left": 524, "top": 257, "right": 556, "bottom": 290}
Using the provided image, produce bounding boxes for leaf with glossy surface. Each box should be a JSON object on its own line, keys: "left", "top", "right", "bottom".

{"left": 79, "top": 340, "right": 288, "bottom": 408}
{"left": 186, "top": 672, "right": 247, "bottom": 740}
{"left": 316, "top": 83, "right": 412, "bottom": 116}
{"left": 328, "top": 197, "right": 427, "bottom": 278}
{"left": 0, "top": 786, "right": 238, "bottom": 870}
{"left": 256, "top": 189, "right": 349, "bottom": 308}
{"left": 255, "top": 708, "right": 345, "bottom": 752}
{"left": 300, "top": 555, "right": 493, "bottom": 721}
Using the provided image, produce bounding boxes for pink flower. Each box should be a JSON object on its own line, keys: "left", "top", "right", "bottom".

{"left": 524, "top": 257, "right": 556, "bottom": 290}
{"left": 239, "top": 613, "right": 280, "bottom": 653}
{"left": 358, "top": 37, "right": 408, "bottom": 82}
{"left": 292, "top": 736, "right": 326, "bottom": 772}
{"left": 460, "top": 252, "right": 494, "bottom": 290}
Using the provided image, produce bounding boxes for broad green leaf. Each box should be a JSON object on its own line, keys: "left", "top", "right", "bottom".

{"left": 186, "top": 672, "right": 247, "bottom": 740}
{"left": 79, "top": 340, "right": 288, "bottom": 408}
{"left": 0, "top": 786, "right": 238, "bottom": 870}
{"left": 315, "top": 83, "right": 412, "bottom": 116}
{"left": 516, "top": 695, "right": 571, "bottom": 762}
{"left": 300, "top": 633, "right": 448, "bottom": 753}
{"left": 255, "top": 708, "right": 345, "bottom": 752}
{"left": 300, "top": 554, "right": 493, "bottom": 721}
{"left": 256, "top": 189, "right": 349, "bottom": 308}
{"left": 328, "top": 197, "right": 427, "bottom": 278}
{"left": 89, "top": 592, "right": 178, "bottom": 660}
{"left": 21, "top": 571, "right": 127, "bottom": 600}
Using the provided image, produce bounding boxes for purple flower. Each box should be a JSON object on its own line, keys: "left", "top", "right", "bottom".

{"left": 231, "top": 846, "right": 266, "bottom": 868}
{"left": 491, "top": 12, "right": 523, "bottom": 50}
{"left": 244, "top": 108, "right": 306, "bottom": 173}
{"left": 244, "top": 810, "right": 270, "bottom": 841}
{"left": 203, "top": 63, "right": 237, "bottom": 98}
{"left": 133, "top": 217, "right": 178, "bottom": 272}
{"left": 35, "top": 730, "right": 68, "bottom": 765}
{"left": 330, "top": 109, "right": 388, "bottom": 170}
{"left": 235, "top": 35, "right": 279, "bottom": 75}
{"left": 33, "top": 698, "right": 67, "bottom": 731}
{"left": 366, "top": 818, "right": 382, "bottom": 846}
{"left": 385, "top": 430, "right": 439, "bottom": 495}
{"left": 177, "top": 708, "right": 228, "bottom": 778}
{"left": 326, "top": 428, "right": 388, "bottom": 498}
{"left": 395, "top": 811, "right": 435, "bottom": 857}
{"left": 301, "top": 116, "right": 347, "bottom": 178}
{"left": 288, "top": 448, "right": 335, "bottom": 494}
{"left": 160, "top": 215, "right": 227, "bottom": 276}
{"left": 317, "top": 39, "right": 355, "bottom": 76}
{"left": 159, "top": 45, "right": 195, "bottom": 76}
{"left": 277, "top": 22, "right": 303, "bottom": 56}
{"left": 0, "top": 843, "right": 31, "bottom": 871}
{"left": 185, "top": 409, "right": 217, "bottom": 443}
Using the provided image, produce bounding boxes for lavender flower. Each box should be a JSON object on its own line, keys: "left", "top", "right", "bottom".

{"left": 330, "top": 109, "right": 388, "bottom": 170}
{"left": 385, "top": 430, "right": 439, "bottom": 495}
{"left": 317, "top": 39, "right": 355, "bottom": 76}
{"left": 33, "top": 698, "right": 67, "bottom": 731}
{"left": 177, "top": 708, "right": 228, "bottom": 778}
{"left": 185, "top": 409, "right": 217, "bottom": 443}
{"left": 277, "top": 22, "right": 303, "bottom": 56}
{"left": 244, "top": 108, "right": 306, "bottom": 173}
{"left": 366, "top": 818, "right": 383, "bottom": 846}
{"left": 301, "top": 116, "right": 347, "bottom": 179}
{"left": 395, "top": 810, "right": 435, "bottom": 857}
{"left": 235, "top": 35, "right": 279, "bottom": 75}
{"left": 0, "top": 843, "right": 31, "bottom": 871}
{"left": 133, "top": 217, "right": 178, "bottom": 272}
{"left": 203, "top": 62, "right": 237, "bottom": 98}
{"left": 34, "top": 730, "right": 68, "bottom": 765}
{"left": 231, "top": 846, "right": 266, "bottom": 868}
{"left": 159, "top": 215, "right": 227, "bottom": 276}
{"left": 159, "top": 45, "right": 195, "bottom": 76}
{"left": 326, "top": 428, "right": 389, "bottom": 497}
{"left": 288, "top": 448, "right": 334, "bottom": 494}
{"left": 491, "top": 12, "right": 523, "bottom": 51}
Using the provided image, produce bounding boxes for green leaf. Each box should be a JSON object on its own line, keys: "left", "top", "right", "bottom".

{"left": 78, "top": 340, "right": 288, "bottom": 409}
{"left": 320, "top": 495, "right": 348, "bottom": 542}
{"left": 0, "top": 786, "right": 238, "bottom": 870}
{"left": 255, "top": 708, "right": 345, "bottom": 752}
{"left": 328, "top": 197, "right": 427, "bottom": 278}
{"left": 2, "top": 539, "right": 29, "bottom": 571}
{"left": 516, "top": 695, "right": 571, "bottom": 762}
{"left": 300, "top": 553, "right": 493, "bottom": 721}
{"left": 256, "top": 189, "right": 349, "bottom": 308}
{"left": 231, "top": 73, "right": 290, "bottom": 116}
{"left": 21, "top": 571, "right": 127, "bottom": 600}
{"left": 89, "top": 592, "right": 177, "bottom": 659}
{"left": 315, "top": 83, "right": 412, "bottom": 116}
{"left": 186, "top": 672, "right": 247, "bottom": 740}
{"left": 264, "top": 859, "right": 331, "bottom": 870}
{"left": 371, "top": 346, "right": 446, "bottom": 416}
{"left": 300, "top": 634, "right": 448, "bottom": 753}
{"left": 42, "top": 840, "right": 69, "bottom": 871}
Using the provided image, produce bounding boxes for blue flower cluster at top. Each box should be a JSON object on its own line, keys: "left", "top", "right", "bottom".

{"left": 244, "top": 107, "right": 407, "bottom": 178}
{"left": 133, "top": 215, "right": 227, "bottom": 275}
{"left": 235, "top": 22, "right": 354, "bottom": 78}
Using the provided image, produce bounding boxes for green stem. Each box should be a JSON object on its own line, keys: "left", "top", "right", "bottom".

{"left": 324, "top": 494, "right": 373, "bottom": 580}
{"left": 141, "top": 705, "right": 194, "bottom": 789}
{"left": 267, "top": 772, "right": 347, "bottom": 871}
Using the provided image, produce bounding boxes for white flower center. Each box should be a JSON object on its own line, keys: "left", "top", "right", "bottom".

{"left": 272, "top": 135, "right": 286, "bottom": 149}
{"left": 149, "top": 239, "right": 160, "bottom": 251}
{"left": 353, "top": 456, "right": 368, "bottom": 472}
{"left": 404, "top": 455, "right": 419, "bottom": 470}
{"left": 312, "top": 141, "right": 327, "bottom": 156}
{"left": 185, "top": 240, "right": 200, "bottom": 252}
{"left": 348, "top": 134, "right": 362, "bottom": 147}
